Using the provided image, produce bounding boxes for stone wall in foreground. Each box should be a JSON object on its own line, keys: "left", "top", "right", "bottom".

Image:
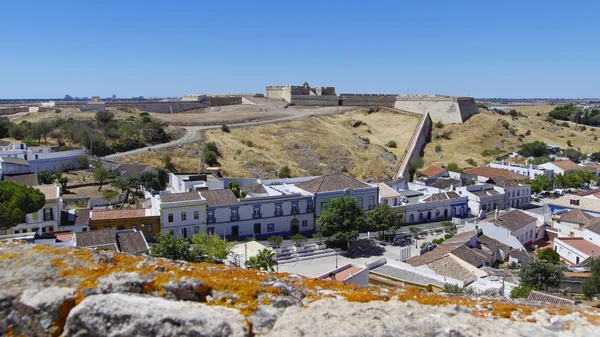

{"left": 0, "top": 242, "right": 597, "bottom": 337}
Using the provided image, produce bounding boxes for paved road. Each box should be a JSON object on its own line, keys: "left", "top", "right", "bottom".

{"left": 103, "top": 109, "right": 344, "bottom": 159}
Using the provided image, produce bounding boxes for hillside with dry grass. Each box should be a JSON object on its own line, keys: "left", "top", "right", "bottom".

{"left": 198, "top": 109, "right": 420, "bottom": 180}
{"left": 423, "top": 105, "right": 598, "bottom": 169}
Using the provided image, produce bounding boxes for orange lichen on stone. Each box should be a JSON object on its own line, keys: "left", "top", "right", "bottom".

{"left": 50, "top": 257, "right": 67, "bottom": 270}
{"left": 0, "top": 252, "right": 20, "bottom": 261}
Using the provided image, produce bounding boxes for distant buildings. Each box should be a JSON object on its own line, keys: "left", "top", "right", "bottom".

{"left": 488, "top": 161, "right": 554, "bottom": 180}
{"left": 0, "top": 141, "right": 87, "bottom": 178}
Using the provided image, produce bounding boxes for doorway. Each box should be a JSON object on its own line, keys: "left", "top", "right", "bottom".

{"left": 231, "top": 225, "right": 239, "bottom": 237}
{"left": 290, "top": 218, "right": 300, "bottom": 235}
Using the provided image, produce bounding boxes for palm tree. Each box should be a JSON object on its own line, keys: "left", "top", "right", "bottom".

{"left": 245, "top": 249, "right": 278, "bottom": 272}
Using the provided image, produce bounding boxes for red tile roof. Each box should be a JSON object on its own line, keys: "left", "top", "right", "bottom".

{"left": 551, "top": 160, "right": 583, "bottom": 171}
{"left": 295, "top": 175, "right": 371, "bottom": 193}
{"left": 464, "top": 167, "right": 529, "bottom": 181}
{"left": 555, "top": 237, "right": 600, "bottom": 256}
{"left": 420, "top": 166, "right": 447, "bottom": 177}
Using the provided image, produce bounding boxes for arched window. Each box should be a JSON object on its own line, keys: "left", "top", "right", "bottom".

{"left": 435, "top": 210, "right": 440, "bottom": 219}
{"left": 517, "top": 190, "right": 520, "bottom": 197}
{"left": 418, "top": 213, "right": 423, "bottom": 221}
{"left": 409, "top": 214, "right": 414, "bottom": 222}
{"left": 444, "top": 209, "right": 448, "bottom": 218}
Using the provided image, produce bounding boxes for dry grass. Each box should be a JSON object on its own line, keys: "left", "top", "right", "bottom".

{"left": 424, "top": 105, "right": 598, "bottom": 169}
{"left": 7, "top": 108, "right": 136, "bottom": 124}
{"left": 119, "top": 144, "right": 204, "bottom": 172}
{"left": 203, "top": 109, "right": 420, "bottom": 180}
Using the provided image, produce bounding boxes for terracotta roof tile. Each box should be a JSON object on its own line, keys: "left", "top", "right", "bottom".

{"left": 3, "top": 172, "right": 38, "bottom": 186}
{"left": 551, "top": 160, "right": 582, "bottom": 171}
{"left": 74, "top": 209, "right": 90, "bottom": 226}
{"left": 160, "top": 192, "right": 203, "bottom": 203}
{"left": 426, "top": 255, "right": 474, "bottom": 282}
{"left": 295, "top": 174, "right": 371, "bottom": 193}
{"left": 450, "top": 245, "right": 489, "bottom": 267}
{"left": 34, "top": 185, "right": 59, "bottom": 200}
{"left": 554, "top": 237, "right": 600, "bottom": 256}
{"left": 420, "top": 166, "right": 447, "bottom": 177}
{"left": 76, "top": 228, "right": 117, "bottom": 248}
{"left": 489, "top": 209, "right": 537, "bottom": 231}
{"left": 117, "top": 231, "right": 149, "bottom": 253}
{"left": 200, "top": 189, "right": 239, "bottom": 207}
{"left": 0, "top": 157, "right": 30, "bottom": 166}
{"left": 91, "top": 209, "right": 147, "bottom": 220}
{"left": 116, "top": 164, "right": 149, "bottom": 178}
{"left": 242, "top": 183, "right": 267, "bottom": 194}
{"left": 464, "top": 167, "right": 529, "bottom": 181}
{"left": 559, "top": 209, "right": 594, "bottom": 225}
{"left": 429, "top": 178, "right": 461, "bottom": 190}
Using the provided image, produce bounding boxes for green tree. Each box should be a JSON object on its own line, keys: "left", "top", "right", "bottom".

{"left": 245, "top": 249, "right": 278, "bottom": 272}
{"left": 446, "top": 162, "right": 464, "bottom": 174}
{"left": 278, "top": 166, "right": 291, "bottom": 179}
{"left": 387, "top": 140, "right": 397, "bottom": 148}
{"left": 367, "top": 204, "right": 402, "bottom": 237}
{"left": 519, "top": 260, "right": 565, "bottom": 291}
{"left": 0, "top": 181, "right": 46, "bottom": 230}
{"left": 191, "top": 233, "right": 235, "bottom": 264}
{"left": 95, "top": 110, "right": 115, "bottom": 124}
{"left": 150, "top": 232, "right": 192, "bottom": 261}
{"left": 38, "top": 170, "right": 55, "bottom": 185}
{"left": 465, "top": 158, "right": 477, "bottom": 167}
{"left": 102, "top": 190, "right": 118, "bottom": 205}
{"left": 93, "top": 167, "right": 112, "bottom": 191}
{"left": 530, "top": 175, "right": 552, "bottom": 193}
{"left": 317, "top": 196, "right": 366, "bottom": 241}
{"left": 221, "top": 124, "right": 230, "bottom": 133}
{"left": 0, "top": 116, "right": 10, "bottom": 138}
{"left": 229, "top": 180, "right": 241, "bottom": 198}
{"left": 291, "top": 234, "right": 308, "bottom": 247}
{"left": 583, "top": 258, "right": 600, "bottom": 299}
{"left": 53, "top": 172, "right": 69, "bottom": 193}
{"left": 536, "top": 247, "right": 561, "bottom": 264}
{"left": 204, "top": 151, "right": 218, "bottom": 166}
{"left": 590, "top": 152, "right": 600, "bottom": 163}
{"left": 267, "top": 235, "right": 283, "bottom": 248}
{"left": 519, "top": 141, "right": 549, "bottom": 157}
{"left": 530, "top": 156, "right": 551, "bottom": 165}
{"left": 510, "top": 284, "right": 535, "bottom": 299}
{"left": 138, "top": 171, "right": 160, "bottom": 191}
{"left": 161, "top": 154, "right": 175, "bottom": 171}
{"left": 205, "top": 141, "right": 220, "bottom": 156}
{"left": 157, "top": 168, "right": 169, "bottom": 190}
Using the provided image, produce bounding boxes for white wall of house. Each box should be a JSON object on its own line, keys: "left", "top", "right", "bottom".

{"left": 464, "top": 221, "right": 524, "bottom": 250}
{"left": 314, "top": 188, "right": 378, "bottom": 218}
{"left": 553, "top": 239, "right": 591, "bottom": 265}
{"left": 207, "top": 197, "right": 315, "bottom": 238}
{"left": 509, "top": 221, "right": 538, "bottom": 245}
{"left": 553, "top": 218, "right": 586, "bottom": 238}
{"left": 489, "top": 162, "right": 554, "bottom": 180}
{"left": 584, "top": 228, "right": 600, "bottom": 244}
{"left": 457, "top": 185, "right": 506, "bottom": 215}
{"left": 499, "top": 185, "right": 532, "bottom": 209}
{"left": 13, "top": 200, "right": 62, "bottom": 234}
{"left": 402, "top": 197, "right": 469, "bottom": 224}
{"left": 160, "top": 200, "right": 207, "bottom": 239}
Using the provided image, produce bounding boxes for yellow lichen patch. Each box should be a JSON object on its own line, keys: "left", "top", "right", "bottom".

{"left": 0, "top": 252, "right": 20, "bottom": 261}
{"left": 50, "top": 257, "right": 67, "bottom": 270}
{"left": 32, "top": 244, "right": 64, "bottom": 254}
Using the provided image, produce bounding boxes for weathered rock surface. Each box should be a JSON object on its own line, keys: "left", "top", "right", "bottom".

{"left": 0, "top": 242, "right": 599, "bottom": 336}
{"left": 266, "top": 299, "right": 599, "bottom": 337}
{"left": 63, "top": 293, "right": 248, "bottom": 337}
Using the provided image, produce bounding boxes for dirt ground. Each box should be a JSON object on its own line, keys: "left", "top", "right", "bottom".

{"left": 423, "top": 104, "right": 598, "bottom": 169}
{"left": 203, "top": 108, "right": 420, "bottom": 180}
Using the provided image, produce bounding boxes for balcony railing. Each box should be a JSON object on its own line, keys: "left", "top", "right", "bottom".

{"left": 253, "top": 212, "right": 262, "bottom": 219}
{"left": 230, "top": 215, "right": 239, "bottom": 221}
{"left": 291, "top": 209, "right": 298, "bottom": 215}
{"left": 274, "top": 210, "right": 283, "bottom": 216}
{"left": 207, "top": 218, "right": 216, "bottom": 224}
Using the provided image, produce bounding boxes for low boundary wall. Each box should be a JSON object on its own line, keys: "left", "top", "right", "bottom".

{"left": 382, "top": 107, "right": 432, "bottom": 179}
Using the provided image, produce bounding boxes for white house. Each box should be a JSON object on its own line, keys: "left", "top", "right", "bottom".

{"left": 486, "top": 209, "right": 539, "bottom": 246}
{"left": 553, "top": 224, "right": 600, "bottom": 265}
{"left": 539, "top": 160, "right": 585, "bottom": 175}
{"left": 158, "top": 191, "right": 207, "bottom": 239}
{"left": 377, "top": 183, "right": 401, "bottom": 206}
{"left": 551, "top": 209, "right": 596, "bottom": 238}
{"left": 10, "top": 184, "right": 63, "bottom": 235}
{"left": 294, "top": 174, "right": 379, "bottom": 218}
{"left": 399, "top": 191, "right": 469, "bottom": 224}
{"left": 200, "top": 188, "right": 315, "bottom": 239}
{"left": 170, "top": 172, "right": 224, "bottom": 193}
{"left": 494, "top": 180, "right": 532, "bottom": 209}
{"left": 455, "top": 184, "right": 506, "bottom": 215}
{"left": 0, "top": 142, "right": 87, "bottom": 174}
{"left": 489, "top": 161, "right": 554, "bottom": 180}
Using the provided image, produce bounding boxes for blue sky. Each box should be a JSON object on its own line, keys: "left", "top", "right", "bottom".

{"left": 1, "top": 1, "right": 599, "bottom": 98}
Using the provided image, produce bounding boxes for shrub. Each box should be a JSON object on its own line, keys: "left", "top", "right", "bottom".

{"left": 443, "top": 284, "right": 474, "bottom": 295}
{"left": 536, "top": 112, "right": 541, "bottom": 116}
{"left": 465, "top": 158, "right": 477, "bottom": 167}
{"left": 267, "top": 235, "right": 283, "bottom": 248}
{"left": 435, "top": 145, "right": 442, "bottom": 152}
{"left": 444, "top": 233, "right": 455, "bottom": 240}
{"left": 481, "top": 147, "right": 502, "bottom": 157}
{"left": 580, "top": 125, "right": 587, "bottom": 131}
{"left": 509, "top": 127, "right": 518, "bottom": 135}
{"left": 313, "top": 232, "right": 325, "bottom": 242}
{"left": 500, "top": 120, "right": 510, "bottom": 129}
{"left": 435, "top": 121, "right": 444, "bottom": 129}
{"left": 561, "top": 122, "right": 570, "bottom": 127}
{"left": 387, "top": 140, "right": 397, "bottom": 148}
{"left": 520, "top": 141, "right": 549, "bottom": 157}
{"left": 567, "top": 140, "right": 572, "bottom": 147}
{"left": 440, "top": 130, "right": 452, "bottom": 140}
{"left": 432, "top": 238, "right": 444, "bottom": 245}
{"left": 360, "top": 137, "right": 370, "bottom": 144}
{"left": 525, "top": 130, "right": 531, "bottom": 136}
{"left": 291, "top": 234, "right": 307, "bottom": 247}
{"left": 446, "top": 162, "right": 464, "bottom": 173}
{"left": 278, "top": 165, "right": 291, "bottom": 179}
{"left": 205, "top": 141, "right": 219, "bottom": 156}
{"left": 221, "top": 124, "right": 230, "bottom": 133}
{"left": 477, "top": 103, "right": 488, "bottom": 110}
{"left": 510, "top": 284, "right": 535, "bottom": 299}
{"left": 545, "top": 116, "right": 555, "bottom": 123}
{"left": 204, "top": 151, "right": 218, "bottom": 165}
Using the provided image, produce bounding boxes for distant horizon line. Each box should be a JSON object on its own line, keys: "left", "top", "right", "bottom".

{"left": 1, "top": 96, "right": 600, "bottom": 101}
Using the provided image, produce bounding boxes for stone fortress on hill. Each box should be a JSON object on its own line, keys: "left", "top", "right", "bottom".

{"left": 265, "top": 82, "right": 478, "bottom": 123}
